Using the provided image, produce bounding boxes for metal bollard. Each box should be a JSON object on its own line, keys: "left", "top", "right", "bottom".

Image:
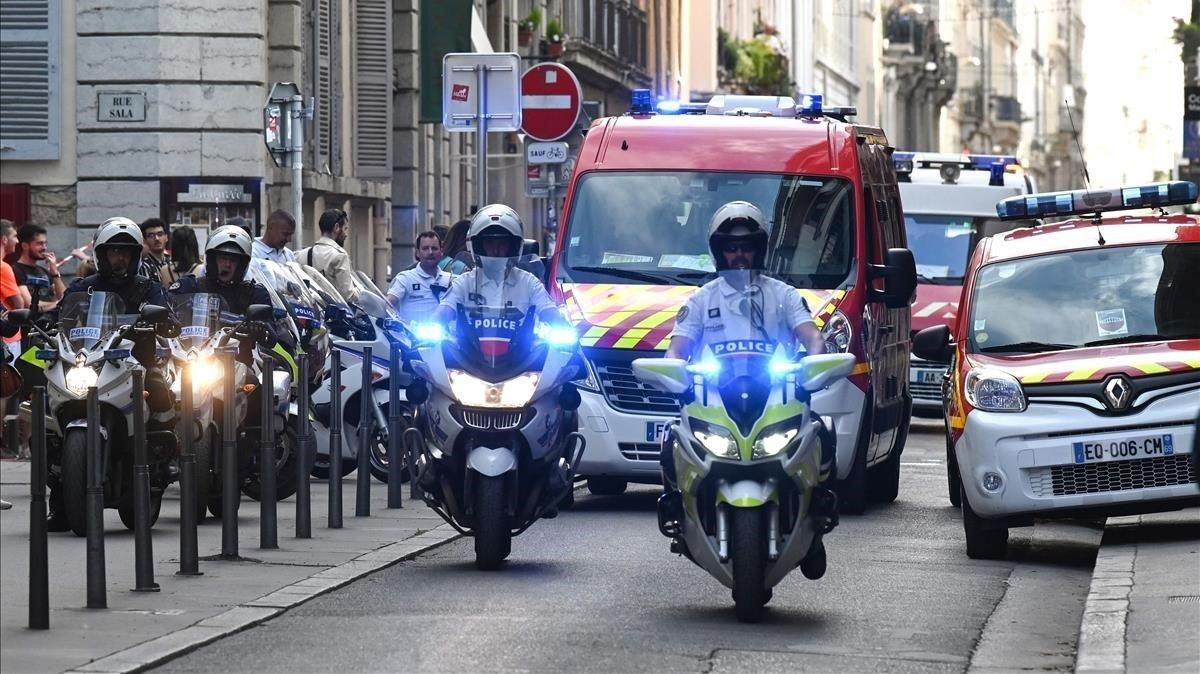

{"left": 28, "top": 387, "right": 49, "bottom": 629}
{"left": 178, "top": 361, "right": 201, "bottom": 575}
{"left": 220, "top": 350, "right": 240, "bottom": 558}
{"left": 327, "top": 349, "right": 342, "bottom": 528}
{"left": 355, "top": 346, "right": 372, "bottom": 517}
{"left": 259, "top": 355, "right": 278, "bottom": 548}
{"left": 294, "top": 352, "right": 312, "bottom": 538}
{"left": 130, "top": 370, "right": 159, "bottom": 592}
{"left": 387, "top": 346, "right": 403, "bottom": 509}
{"left": 85, "top": 387, "right": 106, "bottom": 609}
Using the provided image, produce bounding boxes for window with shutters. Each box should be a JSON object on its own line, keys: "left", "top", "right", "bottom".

{"left": 0, "top": 0, "right": 60, "bottom": 161}
{"left": 306, "top": 0, "right": 341, "bottom": 174}
{"left": 352, "top": 0, "right": 391, "bottom": 178}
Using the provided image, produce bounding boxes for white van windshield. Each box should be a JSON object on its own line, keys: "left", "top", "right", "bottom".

{"left": 559, "top": 171, "right": 856, "bottom": 289}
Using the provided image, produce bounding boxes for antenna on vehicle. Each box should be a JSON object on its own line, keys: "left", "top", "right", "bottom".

{"left": 1065, "top": 100, "right": 1104, "bottom": 245}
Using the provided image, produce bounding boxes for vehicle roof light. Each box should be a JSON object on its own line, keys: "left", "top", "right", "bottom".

{"left": 797, "top": 94, "right": 823, "bottom": 115}
{"left": 988, "top": 162, "right": 1005, "bottom": 187}
{"left": 969, "top": 154, "right": 1020, "bottom": 170}
{"left": 996, "top": 181, "right": 1199, "bottom": 220}
{"left": 656, "top": 100, "right": 681, "bottom": 113}
{"left": 705, "top": 94, "right": 796, "bottom": 117}
{"left": 629, "top": 88, "right": 654, "bottom": 115}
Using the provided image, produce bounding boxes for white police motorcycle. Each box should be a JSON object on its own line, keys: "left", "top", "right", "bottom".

{"left": 632, "top": 271, "right": 853, "bottom": 621}
{"left": 33, "top": 291, "right": 180, "bottom": 535}
{"left": 407, "top": 260, "right": 586, "bottom": 570}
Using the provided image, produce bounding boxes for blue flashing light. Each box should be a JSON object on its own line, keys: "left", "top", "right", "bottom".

{"left": 988, "top": 162, "right": 1005, "bottom": 187}
{"left": 630, "top": 88, "right": 654, "bottom": 114}
{"left": 686, "top": 358, "right": 721, "bottom": 377}
{"left": 798, "top": 94, "right": 823, "bottom": 115}
{"left": 656, "top": 100, "right": 682, "bottom": 113}
{"left": 536, "top": 323, "right": 579, "bottom": 348}
{"left": 892, "top": 151, "right": 915, "bottom": 163}
{"left": 969, "top": 154, "right": 1019, "bottom": 170}
{"left": 412, "top": 322, "right": 446, "bottom": 343}
{"left": 996, "top": 181, "right": 1199, "bottom": 220}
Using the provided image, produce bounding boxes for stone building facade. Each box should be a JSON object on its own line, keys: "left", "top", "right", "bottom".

{"left": 0, "top": 0, "right": 393, "bottom": 285}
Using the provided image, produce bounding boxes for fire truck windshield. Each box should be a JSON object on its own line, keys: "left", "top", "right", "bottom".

{"left": 560, "top": 171, "right": 856, "bottom": 290}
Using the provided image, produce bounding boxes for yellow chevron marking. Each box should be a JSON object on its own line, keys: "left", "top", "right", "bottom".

{"left": 1137, "top": 361, "right": 1170, "bottom": 375}
{"left": 1021, "top": 372, "right": 1049, "bottom": 384}
{"left": 949, "top": 414, "right": 966, "bottom": 430}
{"left": 613, "top": 329, "right": 653, "bottom": 349}
{"left": 1183, "top": 358, "right": 1200, "bottom": 370}
{"left": 851, "top": 362, "right": 870, "bottom": 375}
{"left": 1064, "top": 367, "right": 1102, "bottom": 382}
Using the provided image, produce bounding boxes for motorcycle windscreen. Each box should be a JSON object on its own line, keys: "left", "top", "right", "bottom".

{"left": 58, "top": 291, "right": 128, "bottom": 352}
{"left": 170, "top": 293, "right": 228, "bottom": 351}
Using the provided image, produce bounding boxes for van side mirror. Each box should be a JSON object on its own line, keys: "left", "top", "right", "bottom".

{"left": 325, "top": 304, "right": 348, "bottom": 323}
{"left": 870, "top": 248, "right": 917, "bottom": 309}
{"left": 912, "top": 325, "right": 954, "bottom": 362}
{"left": 631, "top": 357, "right": 690, "bottom": 395}
{"left": 247, "top": 304, "right": 274, "bottom": 322}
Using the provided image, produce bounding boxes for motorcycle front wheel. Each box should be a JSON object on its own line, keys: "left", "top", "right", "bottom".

{"left": 61, "top": 429, "right": 89, "bottom": 537}
{"left": 730, "top": 506, "right": 769, "bottom": 623}
{"left": 243, "top": 424, "right": 299, "bottom": 502}
{"left": 473, "top": 474, "right": 512, "bottom": 571}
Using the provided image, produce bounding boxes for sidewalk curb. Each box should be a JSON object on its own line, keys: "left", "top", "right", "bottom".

{"left": 1074, "top": 520, "right": 1135, "bottom": 674}
{"left": 61, "top": 526, "right": 462, "bottom": 674}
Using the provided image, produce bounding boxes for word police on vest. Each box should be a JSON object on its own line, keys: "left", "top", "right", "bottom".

{"left": 711, "top": 340, "right": 774, "bottom": 356}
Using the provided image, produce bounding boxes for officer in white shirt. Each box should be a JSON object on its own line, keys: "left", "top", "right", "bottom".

{"left": 388, "top": 230, "right": 452, "bottom": 324}
{"left": 433, "top": 204, "right": 560, "bottom": 324}
{"left": 660, "top": 201, "right": 836, "bottom": 518}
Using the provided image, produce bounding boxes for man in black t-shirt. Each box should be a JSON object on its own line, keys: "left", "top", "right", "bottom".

{"left": 12, "top": 224, "right": 65, "bottom": 312}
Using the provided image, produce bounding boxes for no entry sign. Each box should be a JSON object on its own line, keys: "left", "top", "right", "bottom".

{"left": 520, "top": 63, "right": 582, "bottom": 142}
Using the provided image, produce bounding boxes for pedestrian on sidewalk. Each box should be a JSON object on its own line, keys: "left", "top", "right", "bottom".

{"left": 253, "top": 210, "right": 297, "bottom": 264}
{"left": 300, "top": 209, "right": 359, "bottom": 303}
{"left": 138, "top": 218, "right": 171, "bottom": 281}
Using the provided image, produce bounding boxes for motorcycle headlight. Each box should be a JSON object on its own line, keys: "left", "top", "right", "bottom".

{"left": 189, "top": 356, "right": 223, "bottom": 391}
{"left": 964, "top": 368, "right": 1026, "bottom": 412}
{"left": 574, "top": 358, "right": 600, "bottom": 393}
{"left": 822, "top": 311, "right": 852, "bottom": 354}
{"left": 752, "top": 427, "right": 799, "bottom": 459}
{"left": 448, "top": 370, "right": 540, "bottom": 408}
{"left": 65, "top": 365, "right": 99, "bottom": 397}
{"left": 691, "top": 421, "right": 739, "bottom": 459}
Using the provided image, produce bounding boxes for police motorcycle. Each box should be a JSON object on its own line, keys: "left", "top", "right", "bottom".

{"left": 17, "top": 291, "right": 181, "bottom": 535}
{"left": 303, "top": 270, "right": 416, "bottom": 482}
{"left": 407, "top": 254, "right": 586, "bottom": 570}
{"left": 631, "top": 270, "right": 854, "bottom": 622}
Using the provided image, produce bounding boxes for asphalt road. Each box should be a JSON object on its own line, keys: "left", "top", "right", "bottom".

{"left": 157, "top": 419, "right": 1101, "bottom": 673}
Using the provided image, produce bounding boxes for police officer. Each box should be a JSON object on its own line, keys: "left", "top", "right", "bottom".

{"left": 432, "top": 205, "right": 561, "bottom": 325}
{"left": 660, "top": 201, "right": 836, "bottom": 508}
{"left": 47, "top": 217, "right": 177, "bottom": 530}
{"left": 388, "top": 229, "right": 451, "bottom": 324}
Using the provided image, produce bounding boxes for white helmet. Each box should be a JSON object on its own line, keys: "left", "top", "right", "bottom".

{"left": 94, "top": 216, "right": 144, "bottom": 279}
{"left": 205, "top": 225, "right": 253, "bottom": 286}
{"left": 707, "top": 200, "right": 768, "bottom": 271}
{"left": 467, "top": 204, "right": 524, "bottom": 259}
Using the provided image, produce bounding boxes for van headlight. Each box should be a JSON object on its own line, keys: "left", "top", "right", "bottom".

{"left": 65, "top": 365, "right": 100, "bottom": 397}
{"left": 449, "top": 370, "right": 540, "bottom": 408}
{"left": 822, "top": 311, "right": 852, "bottom": 353}
{"left": 574, "top": 358, "right": 600, "bottom": 393}
{"left": 691, "top": 421, "right": 739, "bottom": 458}
{"left": 964, "top": 368, "right": 1026, "bottom": 412}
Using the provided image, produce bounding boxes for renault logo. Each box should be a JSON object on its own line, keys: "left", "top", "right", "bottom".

{"left": 1103, "top": 376, "right": 1133, "bottom": 411}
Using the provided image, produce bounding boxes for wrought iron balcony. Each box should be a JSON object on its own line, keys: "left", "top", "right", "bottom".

{"left": 561, "top": 0, "right": 650, "bottom": 88}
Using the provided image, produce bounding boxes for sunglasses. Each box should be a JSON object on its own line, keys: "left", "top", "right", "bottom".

{"left": 722, "top": 243, "right": 756, "bottom": 253}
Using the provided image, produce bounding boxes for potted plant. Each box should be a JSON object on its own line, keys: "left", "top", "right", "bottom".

{"left": 545, "top": 17, "right": 565, "bottom": 57}
{"left": 518, "top": 7, "right": 541, "bottom": 47}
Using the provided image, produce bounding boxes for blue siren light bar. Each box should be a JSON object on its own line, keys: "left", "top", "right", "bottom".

{"left": 995, "top": 181, "right": 1199, "bottom": 220}
{"left": 629, "top": 88, "right": 654, "bottom": 114}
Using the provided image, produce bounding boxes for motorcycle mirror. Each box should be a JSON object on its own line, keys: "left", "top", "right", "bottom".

{"left": 140, "top": 304, "right": 170, "bottom": 324}
{"left": 246, "top": 304, "right": 274, "bottom": 322}
{"left": 800, "top": 353, "right": 857, "bottom": 392}
{"left": 4, "top": 309, "right": 32, "bottom": 327}
{"left": 632, "top": 357, "right": 690, "bottom": 395}
{"left": 406, "top": 380, "right": 429, "bottom": 405}
{"left": 273, "top": 307, "right": 288, "bottom": 320}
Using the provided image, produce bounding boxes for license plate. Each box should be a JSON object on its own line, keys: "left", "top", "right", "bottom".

{"left": 1072, "top": 434, "right": 1175, "bottom": 465}
{"left": 911, "top": 368, "right": 942, "bottom": 384}
{"left": 646, "top": 421, "right": 668, "bottom": 443}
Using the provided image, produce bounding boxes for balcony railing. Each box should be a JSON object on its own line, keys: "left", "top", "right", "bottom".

{"left": 563, "top": 0, "right": 648, "bottom": 71}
